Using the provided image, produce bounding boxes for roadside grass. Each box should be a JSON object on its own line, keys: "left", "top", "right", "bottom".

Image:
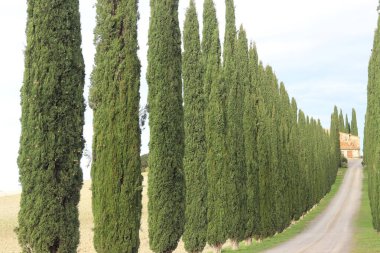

{"left": 219, "top": 168, "right": 347, "bottom": 253}
{"left": 352, "top": 168, "right": 380, "bottom": 253}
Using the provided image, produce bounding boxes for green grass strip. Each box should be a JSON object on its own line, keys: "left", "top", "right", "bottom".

{"left": 219, "top": 168, "right": 347, "bottom": 253}
{"left": 352, "top": 168, "right": 380, "bottom": 253}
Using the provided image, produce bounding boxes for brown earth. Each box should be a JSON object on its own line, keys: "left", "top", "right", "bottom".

{"left": 0, "top": 173, "right": 219, "bottom": 253}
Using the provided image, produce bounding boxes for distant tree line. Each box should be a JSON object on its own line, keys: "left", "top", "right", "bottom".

{"left": 337, "top": 107, "right": 359, "bottom": 136}
{"left": 17, "top": 0, "right": 341, "bottom": 253}
{"left": 364, "top": 11, "right": 380, "bottom": 232}
{"left": 176, "top": 0, "right": 341, "bottom": 252}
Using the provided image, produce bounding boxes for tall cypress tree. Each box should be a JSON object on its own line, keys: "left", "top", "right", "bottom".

{"left": 244, "top": 43, "right": 260, "bottom": 244}
{"left": 203, "top": 1, "right": 227, "bottom": 251}
{"left": 254, "top": 63, "right": 270, "bottom": 239}
{"left": 182, "top": 1, "right": 207, "bottom": 252}
{"left": 330, "top": 106, "right": 341, "bottom": 169}
{"left": 289, "top": 98, "right": 302, "bottom": 220}
{"left": 17, "top": 0, "right": 85, "bottom": 252}
{"left": 364, "top": 10, "right": 380, "bottom": 232}
{"left": 339, "top": 109, "right": 345, "bottom": 132}
{"left": 351, "top": 108, "right": 358, "bottom": 136}
{"left": 278, "top": 83, "right": 292, "bottom": 232}
{"left": 298, "top": 110, "right": 310, "bottom": 212}
{"left": 147, "top": 0, "right": 185, "bottom": 251}
{"left": 345, "top": 114, "right": 351, "bottom": 134}
{"left": 89, "top": 0, "right": 142, "bottom": 252}
{"left": 257, "top": 100, "right": 275, "bottom": 238}
{"left": 224, "top": 1, "right": 247, "bottom": 248}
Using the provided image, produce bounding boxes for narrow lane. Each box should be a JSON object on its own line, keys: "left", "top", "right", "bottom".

{"left": 264, "top": 159, "right": 363, "bottom": 253}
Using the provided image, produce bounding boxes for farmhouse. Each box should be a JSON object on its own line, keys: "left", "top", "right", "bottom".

{"left": 340, "top": 132, "right": 360, "bottom": 158}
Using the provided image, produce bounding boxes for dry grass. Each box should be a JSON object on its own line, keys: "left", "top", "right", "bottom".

{"left": 0, "top": 173, "right": 217, "bottom": 253}
{"left": 0, "top": 193, "right": 20, "bottom": 253}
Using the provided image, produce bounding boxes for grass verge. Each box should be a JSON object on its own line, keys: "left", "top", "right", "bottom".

{"left": 220, "top": 168, "right": 347, "bottom": 253}
{"left": 352, "top": 168, "right": 380, "bottom": 253}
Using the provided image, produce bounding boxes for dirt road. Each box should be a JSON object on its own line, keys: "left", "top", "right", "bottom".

{"left": 264, "top": 159, "right": 363, "bottom": 253}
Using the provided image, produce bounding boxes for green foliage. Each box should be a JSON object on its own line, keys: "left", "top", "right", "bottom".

{"left": 94, "top": 1, "right": 342, "bottom": 250}
{"left": 224, "top": 0, "right": 247, "bottom": 245}
{"left": 202, "top": 0, "right": 219, "bottom": 102}
{"left": 345, "top": 114, "right": 351, "bottom": 134}
{"left": 331, "top": 106, "right": 341, "bottom": 169}
{"left": 339, "top": 109, "right": 345, "bottom": 132}
{"left": 353, "top": 168, "right": 380, "bottom": 253}
{"left": 203, "top": 0, "right": 228, "bottom": 248}
{"left": 250, "top": 62, "right": 339, "bottom": 240}
{"left": 17, "top": 0, "right": 85, "bottom": 252}
{"left": 90, "top": 0, "right": 142, "bottom": 252}
{"left": 244, "top": 43, "right": 260, "bottom": 241}
{"left": 147, "top": 0, "right": 185, "bottom": 251}
{"left": 351, "top": 108, "right": 359, "bottom": 136}
{"left": 341, "top": 154, "right": 348, "bottom": 168}
{"left": 364, "top": 14, "right": 380, "bottom": 232}
{"left": 182, "top": 1, "right": 207, "bottom": 252}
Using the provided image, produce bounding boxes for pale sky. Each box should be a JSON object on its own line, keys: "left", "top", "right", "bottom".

{"left": 0, "top": 0, "right": 377, "bottom": 192}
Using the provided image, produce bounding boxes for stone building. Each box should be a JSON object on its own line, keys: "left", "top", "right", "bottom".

{"left": 340, "top": 132, "right": 360, "bottom": 158}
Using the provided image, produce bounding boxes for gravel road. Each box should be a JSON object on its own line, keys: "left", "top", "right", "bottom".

{"left": 264, "top": 159, "right": 363, "bottom": 253}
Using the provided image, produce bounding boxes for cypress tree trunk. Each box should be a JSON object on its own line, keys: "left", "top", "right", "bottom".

{"left": 182, "top": 1, "right": 207, "bottom": 252}
{"left": 17, "top": 0, "right": 85, "bottom": 252}
{"left": 147, "top": 0, "right": 185, "bottom": 252}
{"left": 90, "top": 0, "right": 142, "bottom": 252}
{"left": 351, "top": 108, "right": 358, "bottom": 136}
{"left": 203, "top": 1, "right": 227, "bottom": 250}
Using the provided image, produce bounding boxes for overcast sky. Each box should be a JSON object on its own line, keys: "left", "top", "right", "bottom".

{"left": 0, "top": 0, "right": 377, "bottom": 192}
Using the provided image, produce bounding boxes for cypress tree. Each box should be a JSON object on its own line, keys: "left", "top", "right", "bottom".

{"left": 298, "top": 110, "right": 311, "bottom": 212}
{"left": 289, "top": 98, "right": 302, "bottom": 220}
{"left": 17, "top": 0, "right": 85, "bottom": 252}
{"left": 203, "top": 1, "right": 227, "bottom": 251}
{"left": 89, "top": 0, "right": 142, "bottom": 252}
{"left": 256, "top": 64, "right": 278, "bottom": 238}
{"left": 345, "top": 114, "right": 351, "bottom": 134}
{"left": 182, "top": 1, "right": 207, "bottom": 252}
{"left": 202, "top": 0, "right": 219, "bottom": 102}
{"left": 330, "top": 106, "right": 341, "bottom": 169}
{"left": 364, "top": 10, "right": 380, "bottom": 231}
{"left": 224, "top": 0, "right": 247, "bottom": 248}
{"left": 255, "top": 63, "right": 271, "bottom": 239}
{"left": 262, "top": 67, "right": 283, "bottom": 233}
{"left": 351, "top": 108, "right": 358, "bottom": 136}
{"left": 339, "top": 109, "right": 345, "bottom": 132}
{"left": 244, "top": 43, "right": 260, "bottom": 244}
{"left": 147, "top": 0, "right": 185, "bottom": 251}
{"left": 257, "top": 95, "right": 273, "bottom": 239}
{"left": 278, "top": 83, "right": 292, "bottom": 231}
